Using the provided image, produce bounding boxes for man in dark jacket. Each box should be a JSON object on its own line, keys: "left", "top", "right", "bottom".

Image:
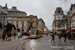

{"left": 51, "top": 32, "right": 55, "bottom": 42}
{"left": 64, "top": 33, "right": 67, "bottom": 42}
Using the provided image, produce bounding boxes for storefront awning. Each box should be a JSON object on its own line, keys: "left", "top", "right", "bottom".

{"left": 66, "top": 29, "right": 75, "bottom": 32}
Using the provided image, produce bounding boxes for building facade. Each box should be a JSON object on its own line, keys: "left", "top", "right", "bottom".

{"left": 68, "top": 4, "right": 75, "bottom": 29}
{"left": 0, "top": 5, "right": 7, "bottom": 38}
{"left": 2, "top": 4, "right": 39, "bottom": 32}
{"left": 52, "top": 7, "right": 65, "bottom": 32}
{"left": 38, "top": 18, "right": 45, "bottom": 31}
{"left": 0, "top": 5, "right": 7, "bottom": 28}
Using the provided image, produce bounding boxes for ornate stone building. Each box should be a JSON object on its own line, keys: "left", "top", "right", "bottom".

{"left": 52, "top": 7, "right": 65, "bottom": 32}
{"left": 0, "top": 5, "right": 7, "bottom": 28}
{"left": 0, "top": 5, "right": 7, "bottom": 38}
{"left": 38, "top": 18, "right": 45, "bottom": 31}
{"left": 67, "top": 4, "right": 75, "bottom": 29}
{"left": 2, "top": 4, "right": 38, "bottom": 32}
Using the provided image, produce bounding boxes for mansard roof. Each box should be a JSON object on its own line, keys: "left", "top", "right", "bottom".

{"left": 39, "top": 18, "right": 45, "bottom": 25}
{"left": 6, "top": 8, "right": 24, "bottom": 13}
{"left": 55, "top": 7, "right": 63, "bottom": 13}
{"left": 70, "top": 4, "right": 75, "bottom": 11}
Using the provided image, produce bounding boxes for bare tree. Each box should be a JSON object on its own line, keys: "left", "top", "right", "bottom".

{"left": 59, "top": 0, "right": 71, "bottom": 3}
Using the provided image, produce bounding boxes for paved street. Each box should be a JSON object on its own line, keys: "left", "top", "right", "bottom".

{"left": 0, "top": 35, "right": 75, "bottom": 50}
{"left": 0, "top": 36, "right": 29, "bottom": 50}
{"left": 25, "top": 35, "right": 75, "bottom": 50}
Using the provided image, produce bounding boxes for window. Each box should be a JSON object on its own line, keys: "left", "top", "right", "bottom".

{"left": 58, "top": 10, "right": 60, "bottom": 13}
{"left": 17, "top": 21, "right": 18, "bottom": 23}
{"left": 58, "top": 17, "right": 60, "bottom": 20}
{"left": 12, "top": 21, "right": 13, "bottom": 23}
{"left": 7, "top": 21, "right": 8, "bottom": 23}
{"left": 55, "top": 17, "right": 56, "bottom": 20}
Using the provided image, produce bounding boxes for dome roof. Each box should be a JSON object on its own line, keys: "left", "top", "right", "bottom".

{"left": 55, "top": 7, "right": 63, "bottom": 13}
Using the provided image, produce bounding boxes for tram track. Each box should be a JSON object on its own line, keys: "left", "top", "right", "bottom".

{"left": 16, "top": 37, "right": 31, "bottom": 50}
{"left": 24, "top": 39, "right": 33, "bottom": 50}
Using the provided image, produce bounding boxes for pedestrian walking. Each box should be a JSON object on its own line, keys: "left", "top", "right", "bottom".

{"left": 64, "top": 33, "right": 67, "bottom": 42}
{"left": 7, "top": 33, "right": 9, "bottom": 40}
{"left": 13, "top": 32, "right": 16, "bottom": 39}
{"left": 2, "top": 32, "right": 6, "bottom": 40}
{"left": 9, "top": 32, "right": 11, "bottom": 40}
{"left": 58, "top": 32, "right": 62, "bottom": 41}
{"left": 47, "top": 33, "right": 48, "bottom": 36}
{"left": 50, "top": 31, "right": 55, "bottom": 42}
{"left": 18, "top": 32, "right": 20, "bottom": 38}
{"left": 5, "top": 34, "right": 8, "bottom": 40}
{"left": 51, "top": 33, "right": 55, "bottom": 42}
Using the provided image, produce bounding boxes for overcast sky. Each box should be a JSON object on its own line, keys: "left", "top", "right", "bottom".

{"left": 0, "top": 0, "right": 75, "bottom": 30}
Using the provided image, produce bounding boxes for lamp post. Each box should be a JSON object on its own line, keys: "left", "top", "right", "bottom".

{"left": 62, "top": 15, "right": 67, "bottom": 34}
{"left": 21, "top": 21, "right": 24, "bottom": 35}
{"left": 55, "top": 22, "right": 56, "bottom": 32}
{"left": 22, "top": 21, "right": 24, "bottom": 31}
{"left": 67, "top": 16, "right": 72, "bottom": 39}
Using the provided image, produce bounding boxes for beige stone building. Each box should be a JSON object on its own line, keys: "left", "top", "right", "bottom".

{"left": 52, "top": 7, "right": 65, "bottom": 32}
{"left": 38, "top": 18, "right": 45, "bottom": 31}
{"left": 67, "top": 4, "right": 75, "bottom": 29}
{"left": 0, "top": 5, "right": 7, "bottom": 38}
{"left": 0, "top": 5, "right": 7, "bottom": 28}
{"left": 2, "top": 4, "right": 38, "bottom": 32}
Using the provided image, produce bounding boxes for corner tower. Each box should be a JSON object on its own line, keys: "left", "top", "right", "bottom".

{"left": 52, "top": 7, "right": 64, "bottom": 32}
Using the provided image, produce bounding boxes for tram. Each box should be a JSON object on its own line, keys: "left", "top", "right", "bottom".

{"left": 30, "top": 27, "right": 43, "bottom": 38}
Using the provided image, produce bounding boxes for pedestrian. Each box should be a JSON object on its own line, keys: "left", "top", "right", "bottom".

{"left": 58, "top": 32, "right": 62, "bottom": 41}
{"left": 5, "top": 34, "right": 8, "bottom": 40}
{"left": 7, "top": 32, "right": 9, "bottom": 40}
{"left": 18, "top": 32, "right": 20, "bottom": 38}
{"left": 22, "top": 31, "right": 24, "bottom": 36}
{"left": 9, "top": 32, "right": 11, "bottom": 40}
{"left": 2, "top": 32, "right": 6, "bottom": 40}
{"left": 50, "top": 31, "right": 55, "bottom": 42}
{"left": 14, "top": 32, "right": 16, "bottom": 39}
{"left": 47, "top": 32, "right": 48, "bottom": 36}
{"left": 64, "top": 33, "right": 67, "bottom": 42}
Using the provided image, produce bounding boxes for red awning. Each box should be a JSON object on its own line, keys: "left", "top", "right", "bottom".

{"left": 66, "top": 29, "right": 75, "bottom": 32}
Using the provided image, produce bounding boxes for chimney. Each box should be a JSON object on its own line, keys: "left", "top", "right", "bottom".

{"left": 5, "top": 3, "right": 8, "bottom": 8}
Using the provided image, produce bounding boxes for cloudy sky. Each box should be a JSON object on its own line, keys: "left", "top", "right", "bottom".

{"left": 0, "top": 0, "right": 75, "bottom": 30}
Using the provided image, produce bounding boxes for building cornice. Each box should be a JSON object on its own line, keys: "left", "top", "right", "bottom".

{"left": 54, "top": 13, "right": 64, "bottom": 16}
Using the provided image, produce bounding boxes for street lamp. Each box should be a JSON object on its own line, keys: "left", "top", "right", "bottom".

{"left": 67, "top": 16, "right": 72, "bottom": 39}
{"left": 21, "top": 21, "right": 24, "bottom": 32}
{"left": 62, "top": 15, "right": 67, "bottom": 34}
{"left": 55, "top": 22, "right": 56, "bottom": 31}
